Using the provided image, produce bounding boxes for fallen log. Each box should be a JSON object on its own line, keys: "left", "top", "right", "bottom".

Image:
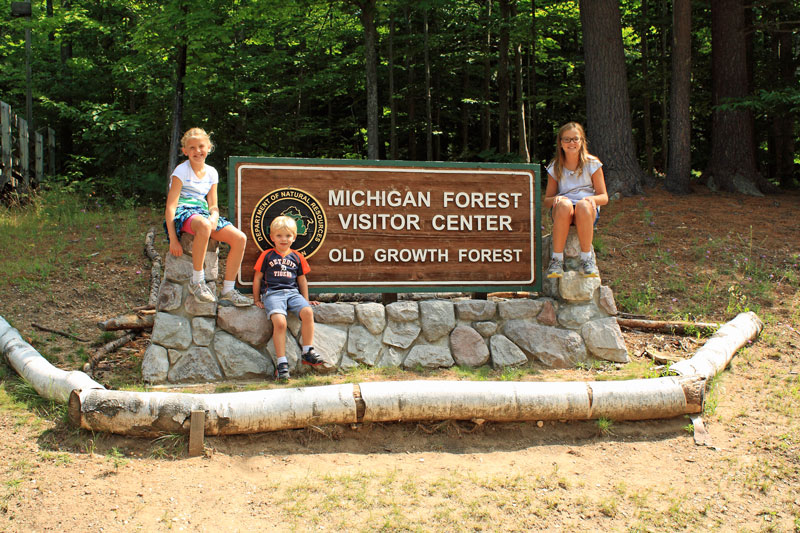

{"left": 144, "top": 227, "right": 163, "bottom": 308}
{"left": 616, "top": 317, "right": 721, "bottom": 335}
{"left": 97, "top": 312, "right": 154, "bottom": 331}
{"left": 1, "top": 313, "right": 761, "bottom": 437}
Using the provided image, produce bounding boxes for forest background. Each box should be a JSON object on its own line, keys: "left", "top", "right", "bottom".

{"left": 0, "top": 0, "right": 798, "bottom": 205}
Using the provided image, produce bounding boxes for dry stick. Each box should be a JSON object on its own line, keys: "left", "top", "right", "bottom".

{"left": 616, "top": 317, "right": 721, "bottom": 336}
{"left": 144, "top": 227, "right": 163, "bottom": 308}
{"left": 82, "top": 330, "right": 141, "bottom": 375}
{"left": 31, "top": 323, "right": 90, "bottom": 342}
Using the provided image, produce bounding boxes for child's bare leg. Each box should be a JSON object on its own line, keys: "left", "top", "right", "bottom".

{"left": 189, "top": 217, "right": 212, "bottom": 271}
{"left": 299, "top": 306, "right": 315, "bottom": 347}
{"left": 211, "top": 225, "right": 247, "bottom": 282}
{"left": 574, "top": 199, "right": 595, "bottom": 253}
{"left": 551, "top": 199, "right": 575, "bottom": 254}
{"left": 271, "top": 313, "right": 287, "bottom": 357}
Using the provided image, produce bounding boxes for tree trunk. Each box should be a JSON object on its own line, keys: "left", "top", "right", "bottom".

{"left": 528, "top": 0, "right": 538, "bottom": 162}
{"left": 515, "top": 36, "right": 530, "bottom": 162}
{"left": 703, "top": 0, "right": 763, "bottom": 194}
{"left": 640, "top": 0, "right": 654, "bottom": 175}
{"left": 497, "top": 0, "right": 511, "bottom": 155}
{"left": 773, "top": 29, "right": 795, "bottom": 188}
{"left": 579, "top": 0, "right": 644, "bottom": 196}
{"left": 359, "top": 0, "right": 380, "bottom": 160}
{"left": 480, "top": 0, "right": 493, "bottom": 152}
{"left": 424, "top": 9, "right": 433, "bottom": 161}
{"left": 665, "top": 0, "right": 692, "bottom": 194}
{"left": 404, "top": 8, "right": 418, "bottom": 160}
{"left": 460, "top": 69, "right": 471, "bottom": 157}
{"left": 167, "top": 42, "right": 187, "bottom": 184}
{"left": 388, "top": 14, "right": 398, "bottom": 160}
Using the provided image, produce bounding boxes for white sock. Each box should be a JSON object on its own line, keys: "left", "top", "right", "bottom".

{"left": 552, "top": 252, "right": 564, "bottom": 261}
{"left": 222, "top": 280, "right": 235, "bottom": 294}
{"left": 580, "top": 251, "right": 593, "bottom": 261}
{"left": 192, "top": 270, "right": 204, "bottom": 284}
{"left": 303, "top": 345, "right": 313, "bottom": 354}
{"left": 277, "top": 356, "right": 288, "bottom": 365}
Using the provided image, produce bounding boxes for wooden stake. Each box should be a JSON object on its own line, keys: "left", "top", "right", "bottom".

{"left": 188, "top": 410, "right": 205, "bottom": 457}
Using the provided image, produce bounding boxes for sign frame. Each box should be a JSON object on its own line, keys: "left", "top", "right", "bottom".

{"left": 229, "top": 157, "right": 542, "bottom": 294}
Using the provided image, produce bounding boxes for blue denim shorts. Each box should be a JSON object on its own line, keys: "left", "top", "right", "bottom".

{"left": 262, "top": 289, "right": 310, "bottom": 318}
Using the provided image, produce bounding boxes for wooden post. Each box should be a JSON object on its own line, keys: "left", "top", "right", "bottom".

{"left": 0, "top": 101, "right": 11, "bottom": 188}
{"left": 35, "top": 131, "right": 43, "bottom": 183}
{"left": 17, "top": 116, "right": 29, "bottom": 189}
{"left": 47, "top": 127, "right": 55, "bottom": 176}
{"left": 188, "top": 410, "right": 205, "bottom": 457}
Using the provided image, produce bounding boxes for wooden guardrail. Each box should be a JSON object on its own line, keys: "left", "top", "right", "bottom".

{"left": 0, "top": 99, "right": 55, "bottom": 192}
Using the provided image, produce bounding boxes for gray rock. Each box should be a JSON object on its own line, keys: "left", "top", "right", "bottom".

{"left": 581, "top": 318, "right": 629, "bottom": 363}
{"left": 217, "top": 305, "right": 272, "bottom": 346}
{"left": 537, "top": 299, "right": 558, "bottom": 326}
{"left": 163, "top": 253, "right": 193, "bottom": 283}
{"left": 383, "top": 320, "right": 421, "bottom": 349}
{"left": 347, "top": 325, "right": 382, "bottom": 366}
{"left": 356, "top": 302, "right": 386, "bottom": 335}
{"left": 504, "top": 320, "right": 588, "bottom": 368}
{"left": 557, "top": 303, "right": 606, "bottom": 329}
{"left": 489, "top": 334, "right": 529, "bottom": 368}
{"left": 386, "top": 301, "right": 419, "bottom": 322}
{"left": 287, "top": 313, "right": 302, "bottom": 337}
{"left": 179, "top": 233, "right": 219, "bottom": 255}
{"left": 203, "top": 251, "right": 219, "bottom": 282}
{"left": 473, "top": 321, "right": 497, "bottom": 337}
{"left": 167, "top": 347, "right": 224, "bottom": 383}
{"left": 184, "top": 282, "right": 217, "bottom": 317}
{"left": 376, "top": 346, "right": 408, "bottom": 368}
{"left": 266, "top": 329, "right": 302, "bottom": 371}
{"left": 454, "top": 300, "right": 497, "bottom": 321}
{"left": 311, "top": 323, "right": 348, "bottom": 369}
{"left": 213, "top": 331, "right": 273, "bottom": 379}
{"left": 141, "top": 344, "right": 169, "bottom": 383}
{"left": 558, "top": 271, "right": 600, "bottom": 302}
{"left": 403, "top": 345, "right": 455, "bottom": 369}
{"left": 541, "top": 276, "right": 560, "bottom": 299}
{"left": 498, "top": 299, "right": 543, "bottom": 320}
{"left": 597, "top": 286, "right": 618, "bottom": 316}
{"left": 339, "top": 354, "right": 360, "bottom": 371}
{"left": 313, "top": 302, "right": 356, "bottom": 324}
{"left": 450, "top": 325, "right": 490, "bottom": 367}
{"left": 151, "top": 312, "right": 192, "bottom": 350}
{"left": 156, "top": 281, "right": 182, "bottom": 312}
{"left": 419, "top": 300, "right": 456, "bottom": 342}
{"left": 191, "top": 317, "right": 216, "bottom": 347}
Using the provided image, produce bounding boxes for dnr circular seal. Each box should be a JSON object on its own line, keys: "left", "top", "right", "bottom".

{"left": 250, "top": 187, "right": 327, "bottom": 258}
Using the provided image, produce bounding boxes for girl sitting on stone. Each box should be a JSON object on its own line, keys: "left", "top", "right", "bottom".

{"left": 164, "top": 127, "right": 251, "bottom": 306}
{"left": 543, "top": 122, "right": 609, "bottom": 279}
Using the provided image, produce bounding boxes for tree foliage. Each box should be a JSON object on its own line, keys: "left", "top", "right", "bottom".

{"left": 0, "top": 0, "right": 797, "bottom": 202}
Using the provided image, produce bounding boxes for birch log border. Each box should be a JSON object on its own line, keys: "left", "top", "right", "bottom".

{"left": 0, "top": 312, "right": 763, "bottom": 437}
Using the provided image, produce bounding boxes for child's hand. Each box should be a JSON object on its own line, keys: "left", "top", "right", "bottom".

{"left": 255, "top": 300, "right": 264, "bottom": 309}
{"left": 169, "top": 239, "right": 183, "bottom": 257}
{"left": 309, "top": 300, "right": 321, "bottom": 306}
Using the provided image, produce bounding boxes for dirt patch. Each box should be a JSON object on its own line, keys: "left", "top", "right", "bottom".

{"left": 1, "top": 187, "right": 799, "bottom": 531}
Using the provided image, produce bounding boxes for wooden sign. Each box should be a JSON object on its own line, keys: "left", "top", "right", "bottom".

{"left": 229, "top": 158, "right": 541, "bottom": 293}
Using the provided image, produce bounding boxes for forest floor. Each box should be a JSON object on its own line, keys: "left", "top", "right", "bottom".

{"left": 0, "top": 186, "right": 798, "bottom": 532}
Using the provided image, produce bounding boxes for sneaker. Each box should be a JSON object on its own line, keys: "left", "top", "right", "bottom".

{"left": 188, "top": 281, "right": 216, "bottom": 303}
{"left": 581, "top": 256, "right": 600, "bottom": 277}
{"left": 219, "top": 288, "right": 252, "bottom": 307}
{"left": 301, "top": 348, "right": 325, "bottom": 367}
{"left": 275, "top": 361, "right": 290, "bottom": 381}
{"left": 545, "top": 258, "right": 564, "bottom": 279}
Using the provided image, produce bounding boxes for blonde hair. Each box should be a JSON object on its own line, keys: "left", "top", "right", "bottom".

{"left": 270, "top": 216, "right": 298, "bottom": 238}
{"left": 181, "top": 127, "right": 214, "bottom": 152}
{"left": 549, "top": 122, "right": 590, "bottom": 181}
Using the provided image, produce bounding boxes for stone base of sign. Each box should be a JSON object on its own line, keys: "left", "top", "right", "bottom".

{"left": 142, "top": 229, "right": 628, "bottom": 384}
